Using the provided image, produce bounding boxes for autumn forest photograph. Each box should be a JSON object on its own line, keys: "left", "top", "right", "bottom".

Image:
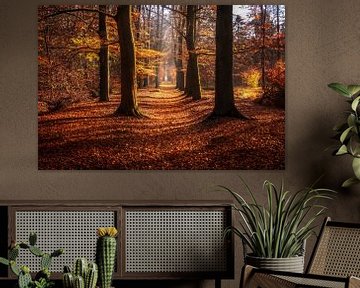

{"left": 38, "top": 5, "right": 285, "bottom": 170}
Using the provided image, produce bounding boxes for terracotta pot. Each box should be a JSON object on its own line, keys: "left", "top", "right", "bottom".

{"left": 245, "top": 254, "right": 305, "bottom": 273}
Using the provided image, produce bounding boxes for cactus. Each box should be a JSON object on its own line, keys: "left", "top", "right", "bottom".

{"left": 29, "top": 232, "right": 37, "bottom": 246}
{"left": 64, "top": 265, "right": 72, "bottom": 273}
{"left": 74, "top": 258, "right": 87, "bottom": 279}
{"left": 63, "top": 259, "right": 98, "bottom": 288}
{"left": 9, "top": 246, "right": 19, "bottom": 260}
{"left": 85, "top": 263, "right": 98, "bottom": 288}
{"left": 96, "top": 227, "right": 118, "bottom": 288}
{"left": 10, "top": 260, "right": 20, "bottom": 276}
{"left": 51, "top": 248, "right": 64, "bottom": 258}
{"left": 41, "top": 253, "right": 52, "bottom": 270}
{"left": 35, "top": 268, "right": 50, "bottom": 282}
{"left": 0, "top": 232, "right": 63, "bottom": 288}
{"left": 74, "top": 275, "right": 85, "bottom": 288}
{"left": 18, "top": 270, "right": 32, "bottom": 288}
{"left": 63, "top": 272, "right": 74, "bottom": 288}
{"left": 29, "top": 246, "right": 44, "bottom": 257}
{"left": 0, "top": 257, "right": 9, "bottom": 266}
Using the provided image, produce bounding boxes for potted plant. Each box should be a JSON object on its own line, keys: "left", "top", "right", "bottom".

{"left": 62, "top": 258, "right": 98, "bottom": 288}
{"left": 0, "top": 232, "right": 63, "bottom": 288}
{"left": 222, "top": 179, "right": 334, "bottom": 273}
{"left": 328, "top": 83, "right": 360, "bottom": 187}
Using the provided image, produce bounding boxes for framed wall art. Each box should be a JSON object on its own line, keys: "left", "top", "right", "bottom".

{"left": 38, "top": 5, "right": 285, "bottom": 170}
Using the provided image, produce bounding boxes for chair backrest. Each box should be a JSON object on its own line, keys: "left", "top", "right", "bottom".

{"left": 307, "top": 217, "right": 360, "bottom": 277}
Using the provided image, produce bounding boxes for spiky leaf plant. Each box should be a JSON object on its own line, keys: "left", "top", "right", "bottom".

{"left": 223, "top": 179, "right": 335, "bottom": 258}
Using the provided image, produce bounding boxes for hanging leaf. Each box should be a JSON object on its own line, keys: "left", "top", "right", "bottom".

{"left": 340, "top": 126, "right": 353, "bottom": 143}
{"left": 352, "top": 157, "right": 360, "bottom": 179}
{"left": 336, "top": 145, "right": 348, "bottom": 155}
{"left": 347, "top": 114, "right": 356, "bottom": 128}
{"left": 342, "top": 177, "right": 360, "bottom": 188}
{"left": 351, "top": 96, "right": 360, "bottom": 111}
{"left": 347, "top": 85, "right": 360, "bottom": 97}
{"left": 348, "top": 135, "right": 360, "bottom": 157}
{"left": 328, "top": 83, "right": 351, "bottom": 97}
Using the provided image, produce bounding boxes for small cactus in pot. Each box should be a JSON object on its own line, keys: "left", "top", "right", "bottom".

{"left": 0, "top": 232, "right": 63, "bottom": 288}
{"left": 62, "top": 259, "right": 98, "bottom": 288}
{"left": 96, "top": 227, "right": 118, "bottom": 288}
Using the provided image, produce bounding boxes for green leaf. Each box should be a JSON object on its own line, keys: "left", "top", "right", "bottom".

{"left": 347, "top": 114, "right": 356, "bottom": 128}
{"left": 10, "top": 261, "right": 20, "bottom": 276}
{"left": 336, "top": 144, "right": 348, "bottom": 155}
{"left": 352, "top": 157, "right": 360, "bottom": 179}
{"left": 351, "top": 96, "right": 360, "bottom": 111}
{"left": 342, "top": 177, "right": 360, "bottom": 188}
{"left": 340, "top": 126, "right": 353, "bottom": 143}
{"left": 348, "top": 135, "right": 360, "bottom": 157}
{"left": 347, "top": 85, "right": 360, "bottom": 97}
{"left": 0, "top": 257, "right": 9, "bottom": 266}
{"left": 328, "top": 83, "right": 351, "bottom": 97}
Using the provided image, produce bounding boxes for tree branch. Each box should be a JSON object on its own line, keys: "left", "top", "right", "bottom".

{"left": 39, "top": 8, "right": 116, "bottom": 21}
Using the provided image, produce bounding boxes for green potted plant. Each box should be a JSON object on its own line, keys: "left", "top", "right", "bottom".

{"left": 0, "top": 232, "right": 63, "bottom": 288}
{"left": 62, "top": 258, "right": 98, "bottom": 288}
{"left": 222, "top": 179, "right": 334, "bottom": 273}
{"left": 328, "top": 83, "right": 360, "bottom": 187}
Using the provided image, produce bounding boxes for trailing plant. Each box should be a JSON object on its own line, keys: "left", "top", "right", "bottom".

{"left": 328, "top": 83, "right": 360, "bottom": 187}
{"left": 222, "top": 179, "right": 335, "bottom": 258}
{"left": 0, "top": 232, "right": 63, "bottom": 288}
{"left": 62, "top": 258, "right": 98, "bottom": 288}
{"left": 96, "top": 227, "right": 118, "bottom": 288}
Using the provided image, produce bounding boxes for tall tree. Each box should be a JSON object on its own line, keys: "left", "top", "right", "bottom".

{"left": 143, "top": 5, "right": 152, "bottom": 88}
{"left": 212, "top": 5, "right": 245, "bottom": 118}
{"left": 276, "top": 5, "right": 281, "bottom": 61}
{"left": 98, "top": 5, "right": 109, "bottom": 102}
{"left": 114, "top": 5, "right": 142, "bottom": 117}
{"left": 154, "top": 5, "right": 161, "bottom": 88}
{"left": 185, "top": 5, "right": 201, "bottom": 100}
{"left": 260, "top": 5, "right": 267, "bottom": 89}
{"left": 175, "top": 5, "right": 185, "bottom": 90}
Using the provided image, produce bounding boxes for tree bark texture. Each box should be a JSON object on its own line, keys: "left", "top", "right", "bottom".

{"left": 261, "top": 5, "right": 267, "bottom": 89}
{"left": 155, "top": 5, "right": 161, "bottom": 88}
{"left": 175, "top": 6, "right": 185, "bottom": 91}
{"left": 99, "top": 5, "right": 109, "bottom": 102}
{"left": 212, "top": 5, "right": 245, "bottom": 118}
{"left": 115, "top": 5, "right": 142, "bottom": 117}
{"left": 185, "top": 5, "right": 201, "bottom": 100}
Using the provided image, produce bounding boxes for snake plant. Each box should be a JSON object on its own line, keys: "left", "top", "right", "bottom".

{"left": 328, "top": 83, "right": 360, "bottom": 187}
{"left": 222, "top": 179, "right": 335, "bottom": 258}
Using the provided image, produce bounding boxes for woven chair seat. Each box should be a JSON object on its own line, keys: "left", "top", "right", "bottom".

{"left": 241, "top": 218, "right": 360, "bottom": 288}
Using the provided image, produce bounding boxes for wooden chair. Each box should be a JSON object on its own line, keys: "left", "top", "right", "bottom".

{"left": 241, "top": 217, "right": 360, "bottom": 288}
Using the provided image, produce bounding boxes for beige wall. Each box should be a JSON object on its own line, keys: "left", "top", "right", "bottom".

{"left": 1, "top": 0, "right": 360, "bottom": 287}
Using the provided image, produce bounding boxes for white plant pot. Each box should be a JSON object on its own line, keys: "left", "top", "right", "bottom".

{"left": 245, "top": 254, "right": 305, "bottom": 273}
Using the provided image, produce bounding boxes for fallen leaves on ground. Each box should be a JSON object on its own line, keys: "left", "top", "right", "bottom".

{"left": 38, "top": 86, "right": 285, "bottom": 170}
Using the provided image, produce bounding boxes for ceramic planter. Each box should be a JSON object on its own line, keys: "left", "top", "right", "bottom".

{"left": 245, "top": 254, "right": 305, "bottom": 273}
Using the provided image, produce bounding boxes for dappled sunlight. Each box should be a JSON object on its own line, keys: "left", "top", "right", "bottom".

{"left": 39, "top": 87, "right": 284, "bottom": 169}
{"left": 234, "top": 87, "right": 263, "bottom": 100}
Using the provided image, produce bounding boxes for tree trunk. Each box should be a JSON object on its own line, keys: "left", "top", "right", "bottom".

{"left": 154, "top": 5, "right": 161, "bottom": 88}
{"left": 143, "top": 5, "right": 152, "bottom": 88}
{"left": 212, "top": 5, "right": 246, "bottom": 118}
{"left": 276, "top": 5, "right": 281, "bottom": 61}
{"left": 99, "top": 5, "right": 109, "bottom": 102}
{"left": 185, "top": 5, "right": 201, "bottom": 100}
{"left": 114, "top": 5, "right": 142, "bottom": 117}
{"left": 261, "top": 5, "right": 266, "bottom": 90}
{"left": 176, "top": 6, "right": 185, "bottom": 91}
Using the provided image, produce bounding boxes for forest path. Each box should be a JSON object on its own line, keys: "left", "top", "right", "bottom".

{"left": 38, "top": 87, "right": 285, "bottom": 169}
